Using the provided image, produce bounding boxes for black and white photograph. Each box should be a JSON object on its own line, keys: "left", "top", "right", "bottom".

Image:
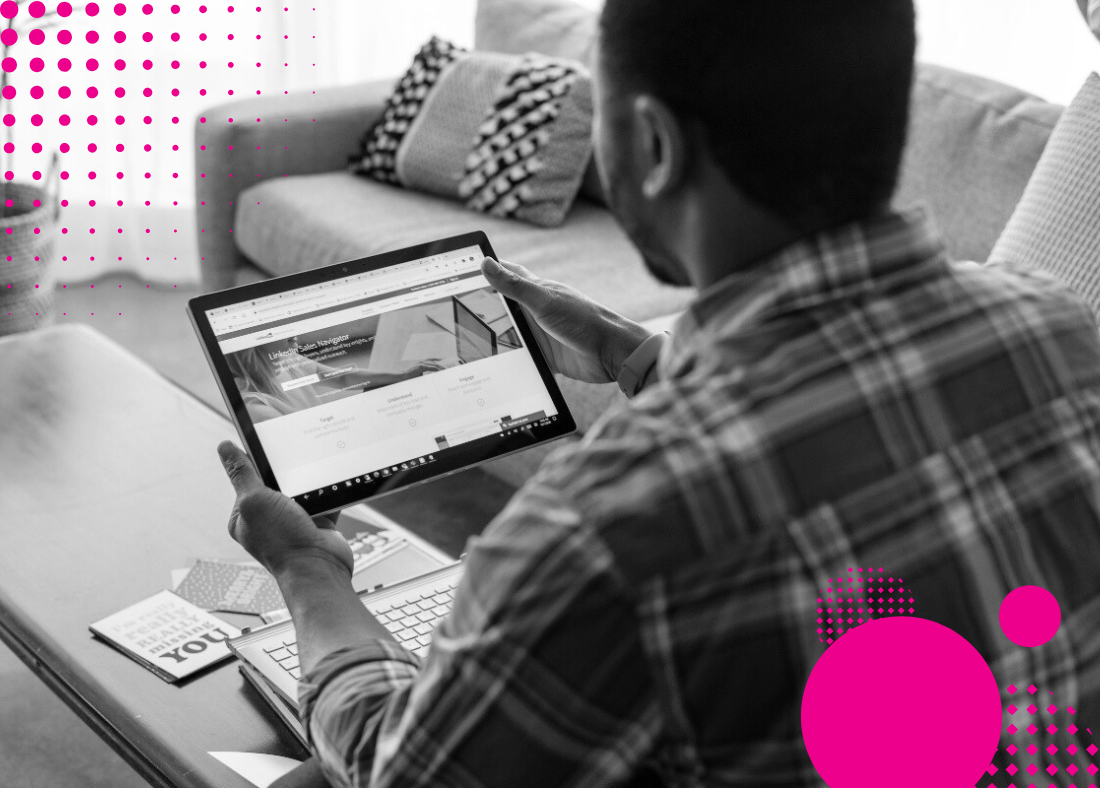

{"left": 3, "top": 1, "right": 1100, "bottom": 787}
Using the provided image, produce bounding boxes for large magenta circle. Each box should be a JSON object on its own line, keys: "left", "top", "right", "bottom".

{"left": 802, "top": 617, "right": 1001, "bottom": 788}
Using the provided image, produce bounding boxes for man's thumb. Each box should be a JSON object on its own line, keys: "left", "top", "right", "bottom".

{"left": 218, "top": 441, "right": 264, "bottom": 495}
{"left": 482, "top": 258, "right": 543, "bottom": 308}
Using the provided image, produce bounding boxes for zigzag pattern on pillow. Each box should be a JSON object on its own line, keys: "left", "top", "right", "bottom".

{"left": 350, "top": 37, "right": 465, "bottom": 184}
{"left": 458, "top": 55, "right": 582, "bottom": 218}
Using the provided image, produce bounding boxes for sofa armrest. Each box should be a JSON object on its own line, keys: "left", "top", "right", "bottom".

{"left": 193, "top": 78, "right": 394, "bottom": 292}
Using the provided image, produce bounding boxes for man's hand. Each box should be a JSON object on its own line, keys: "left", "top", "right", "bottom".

{"left": 481, "top": 257, "right": 655, "bottom": 385}
{"left": 217, "top": 441, "right": 354, "bottom": 578}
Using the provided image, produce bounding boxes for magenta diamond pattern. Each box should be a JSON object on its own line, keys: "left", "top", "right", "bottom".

{"left": 989, "top": 684, "right": 1100, "bottom": 788}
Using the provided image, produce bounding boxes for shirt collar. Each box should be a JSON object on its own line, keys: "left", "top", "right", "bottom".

{"left": 659, "top": 208, "right": 947, "bottom": 379}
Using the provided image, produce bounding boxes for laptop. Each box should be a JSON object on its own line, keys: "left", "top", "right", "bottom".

{"left": 230, "top": 561, "right": 465, "bottom": 719}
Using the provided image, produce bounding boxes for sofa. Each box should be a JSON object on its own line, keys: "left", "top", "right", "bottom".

{"left": 194, "top": 0, "right": 1065, "bottom": 487}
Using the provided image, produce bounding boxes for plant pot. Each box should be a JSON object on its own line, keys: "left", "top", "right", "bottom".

{"left": 0, "top": 179, "right": 60, "bottom": 336}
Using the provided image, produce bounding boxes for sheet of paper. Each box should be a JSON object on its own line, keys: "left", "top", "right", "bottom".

{"left": 208, "top": 752, "right": 303, "bottom": 788}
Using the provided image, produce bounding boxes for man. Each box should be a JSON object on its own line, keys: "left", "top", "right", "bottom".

{"left": 217, "top": 1, "right": 1100, "bottom": 785}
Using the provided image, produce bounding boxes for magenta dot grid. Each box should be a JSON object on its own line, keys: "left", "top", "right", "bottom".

{"left": 984, "top": 683, "right": 1099, "bottom": 788}
{"left": 814, "top": 566, "right": 915, "bottom": 646}
{"left": 0, "top": 0, "right": 311, "bottom": 307}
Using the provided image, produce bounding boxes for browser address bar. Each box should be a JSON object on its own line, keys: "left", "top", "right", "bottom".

{"left": 253, "top": 261, "right": 467, "bottom": 318}
{"left": 213, "top": 253, "right": 482, "bottom": 334}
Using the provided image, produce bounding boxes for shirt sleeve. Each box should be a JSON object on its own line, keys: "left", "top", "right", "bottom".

{"left": 297, "top": 475, "right": 662, "bottom": 788}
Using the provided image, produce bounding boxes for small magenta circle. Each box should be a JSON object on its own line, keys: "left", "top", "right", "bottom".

{"left": 86, "top": 1, "right": 99, "bottom": 15}
{"left": 999, "top": 586, "right": 1061, "bottom": 647}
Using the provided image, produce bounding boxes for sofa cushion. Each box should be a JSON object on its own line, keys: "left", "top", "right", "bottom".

{"left": 350, "top": 37, "right": 595, "bottom": 228}
{"left": 989, "top": 73, "right": 1100, "bottom": 320}
{"left": 893, "top": 64, "right": 1062, "bottom": 264}
{"left": 475, "top": 0, "right": 605, "bottom": 206}
{"left": 235, "top": 171, "right": 691, "bottom": 323}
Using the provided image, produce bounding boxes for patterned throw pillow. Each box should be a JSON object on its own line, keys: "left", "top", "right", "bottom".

{"left": 349, "top": 37, "right": 593, "bottom": 228}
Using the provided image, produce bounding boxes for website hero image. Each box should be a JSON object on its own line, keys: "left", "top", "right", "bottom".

{"left": 209, "top": 247, "right": 558, "bottom": 496}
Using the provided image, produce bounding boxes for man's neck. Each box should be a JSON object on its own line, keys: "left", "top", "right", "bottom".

{"left": 671, "top": 161, "right": 888, "bottom": 290}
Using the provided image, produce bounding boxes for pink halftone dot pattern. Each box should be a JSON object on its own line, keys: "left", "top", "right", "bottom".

{"left": 1000, "top": 585, "right": 1062, "bottom": 647}
{"left": 802, "top": 616, "right": 1001, "bottom": 788}
{"left": 814, "top": 566, "right": 914, "bottom": 646}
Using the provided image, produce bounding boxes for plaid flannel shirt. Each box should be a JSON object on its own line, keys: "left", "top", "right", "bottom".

{"left": 298, "top": 209, "right": 1100, "bottom": 787}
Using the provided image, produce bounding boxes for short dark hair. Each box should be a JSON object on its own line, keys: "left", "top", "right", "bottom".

{"left": 599, "top": 0, "right": 917, "bottom": 228}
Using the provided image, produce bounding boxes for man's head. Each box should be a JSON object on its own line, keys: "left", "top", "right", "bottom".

{"left": 593, "top": 0, "right": 917, "bottom": 287}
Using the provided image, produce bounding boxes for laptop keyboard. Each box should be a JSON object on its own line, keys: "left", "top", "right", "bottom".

{"left": 263, "top": 575, "right": 460, "bottom": 680}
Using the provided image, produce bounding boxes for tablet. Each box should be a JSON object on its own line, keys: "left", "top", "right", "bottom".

{"left": 188, "top": 232, "right": 576, "bottom": 516}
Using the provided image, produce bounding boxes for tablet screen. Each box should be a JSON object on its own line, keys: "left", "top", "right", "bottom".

{"left": 195, "top": 237, "right": 573, "bottom": 512}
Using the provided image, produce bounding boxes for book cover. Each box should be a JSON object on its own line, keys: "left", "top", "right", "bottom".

{"left": 89, "top": 590, "right": 241, "bottom": 683}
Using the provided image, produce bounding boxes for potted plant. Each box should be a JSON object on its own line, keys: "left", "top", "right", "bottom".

{"left": 0, "top": 0, "right": 69, "bottom": 335}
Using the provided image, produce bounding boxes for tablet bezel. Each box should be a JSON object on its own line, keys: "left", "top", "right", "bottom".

{"left": 187, "top": 231, "right": 577, "bottom": 516}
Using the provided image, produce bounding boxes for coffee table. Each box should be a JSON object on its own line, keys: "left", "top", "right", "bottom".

{"left": 0, "top": 324, "right": 494, "bottom": 788}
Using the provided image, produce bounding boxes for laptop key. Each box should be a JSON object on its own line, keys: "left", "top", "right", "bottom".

{"left": 413, "top": 622, "right": 432, "bottom": 635}
{"left": 283, "top": 655, "right": 300, "bottom": 671}
{"left": 289, "top": 667, "right": 301, "bottom": 680}
{"left": 267, "top": 647, "right": 291, "bottom": 662}
{"left": 286, "top": 643, "right": 298, "bottom": 656}
{"left": 416, "top": 634, "right": 432, "bottom": 647}
{"left": 394, "top": 628, "right": 417, "bottom": 642}
{"left": 416, "top": 610, "right": 436, "bottom": 623}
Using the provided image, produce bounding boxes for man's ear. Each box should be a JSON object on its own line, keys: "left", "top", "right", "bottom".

{"left": 633, "top": 94, "right": 689, "bottom": 200}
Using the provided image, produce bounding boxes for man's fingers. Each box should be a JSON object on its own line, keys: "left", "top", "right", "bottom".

{"left": 217, "top": 441, "right": 264, "bottom": 495}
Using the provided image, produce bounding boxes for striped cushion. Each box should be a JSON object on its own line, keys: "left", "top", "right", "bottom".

{"left": 349, "top": 38, "right": 593, "bottom": 228}
{"left": 989, "top": 73, "right": 1100, "bottom": 320}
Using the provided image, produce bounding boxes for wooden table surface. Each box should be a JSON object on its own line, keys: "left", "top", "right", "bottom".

{"left": 0, "top": 324, "right": 325, "bottom": 788}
